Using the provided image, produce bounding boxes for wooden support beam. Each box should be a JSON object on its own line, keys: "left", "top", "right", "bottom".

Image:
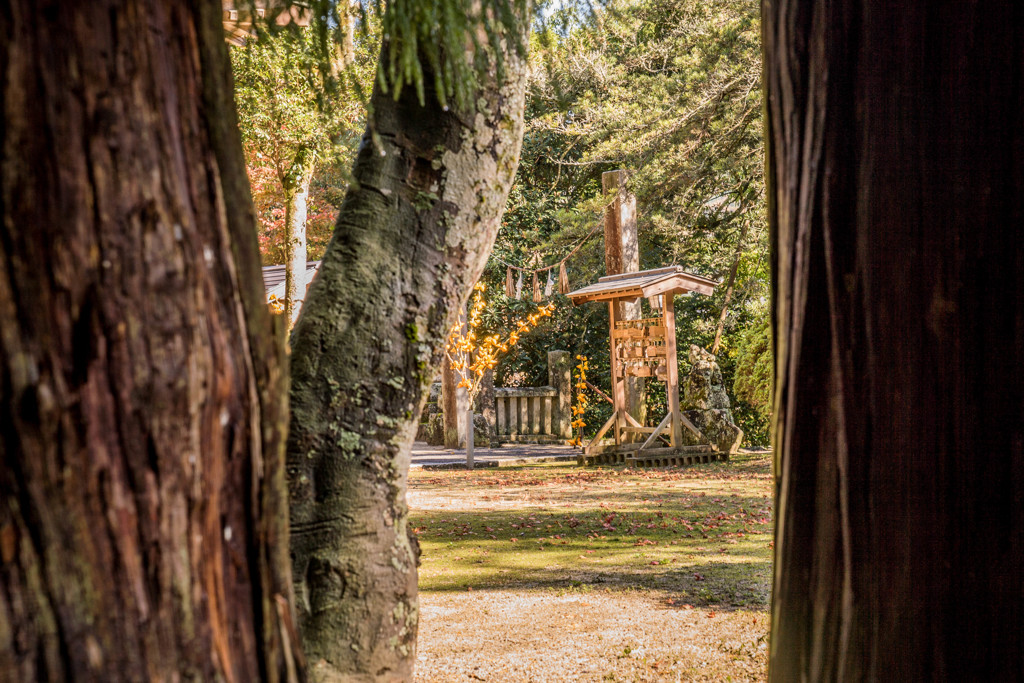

{"left": 586, "top": 380, "right": 613, "bottom": 405}
{"left": 663, "top": 294, "right": 683, "bottom": 447}
{"left": 608, "top": 301, "right": 626, "bottom": 445}
{"left": 584, "top": 413, "right": 619, "bottom": 455}
{"left": 639, "top": 413, "right": 673, "bottom": 451}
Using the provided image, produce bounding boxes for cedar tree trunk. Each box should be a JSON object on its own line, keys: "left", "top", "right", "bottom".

{"left": 764, "top": 1, "right": 1024, "bottom": 680}
{"left": 286, "top": 33, "right": 530, "bottom": 681}
{"left": 0, "top": 1, "right": 301, "bottom": 680}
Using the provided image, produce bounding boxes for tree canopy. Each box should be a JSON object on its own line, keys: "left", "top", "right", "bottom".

{"left": 472, "top": 0, "right": 770, "bottom": 444}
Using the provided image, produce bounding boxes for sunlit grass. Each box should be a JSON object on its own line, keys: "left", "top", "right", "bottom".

{"left": 409, "top": 452, "right": 773, "bottom": 607}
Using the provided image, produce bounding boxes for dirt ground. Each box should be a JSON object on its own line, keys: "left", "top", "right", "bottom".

{"left": 415, "top": 590, "right": 767, "bottom": 682}
{"left": 409, "top": 456, "right": 772, "bottom": 681}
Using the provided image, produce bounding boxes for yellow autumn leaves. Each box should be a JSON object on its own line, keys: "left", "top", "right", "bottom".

{"left": 567, "top": 355, "right": 589, "bottom": 447}
{"left": 445, "top": 283, "right": 555, "bottom": 399}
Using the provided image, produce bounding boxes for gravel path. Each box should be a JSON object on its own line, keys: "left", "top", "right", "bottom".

{"left": 415, "top": 589, "right": 768, "bottom": 682}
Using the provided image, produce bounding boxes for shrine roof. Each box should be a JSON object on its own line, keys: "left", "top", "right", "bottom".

{"left": 566, "top": 266, "right": 717, "bottom": 304}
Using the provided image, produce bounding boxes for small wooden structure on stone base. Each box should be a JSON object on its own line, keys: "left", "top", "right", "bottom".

{"left": 567, "top": 266, "right": 724, "bottom": 467}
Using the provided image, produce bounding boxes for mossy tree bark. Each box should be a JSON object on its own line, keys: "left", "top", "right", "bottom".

{"left": 764, "top": 0, "right": 1024, "bottom": 679}
{"left": 0, "top": 1, "right": 300, "bottom": 680}
{"left": 286, "top": 34, "right": 530, "bottom": 681}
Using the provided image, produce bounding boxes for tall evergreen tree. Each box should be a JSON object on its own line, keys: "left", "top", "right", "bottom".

{"left": 765, "top": 1, "right": 1024, "bottom": 679}
{"left": 0, "top": 2, "right": 299, "bottom": 679}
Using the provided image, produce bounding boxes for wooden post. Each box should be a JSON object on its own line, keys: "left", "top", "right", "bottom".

{"left": 443, "top": 306, "right": 469, "bottom": 449}
{"left": 609, "top": 302, "right": 626, "bottom": 445}
{"left": 459, "top": 304, "right": 471, "bottom": 460}
{"left": 465, "top": 407, "right": 474, "bottom": 468}
{"left": 603, "top": 170, "right": 645, "bottom": 429}
{"left": 662, "top": 294, "right": 682, "bottom": 447}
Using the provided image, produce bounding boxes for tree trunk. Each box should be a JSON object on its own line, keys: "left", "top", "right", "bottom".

{"left": 602, "top": 170, "right": 645, "bottom": 428}
{"left": 764, "top": 1, "right": 1024, "bottom": 680}
{"left": 284, "top": 168, "right": 313, "bottom": 325}
{"left": 285, "top": 30, "right": 530, "bottom": 681}
{"left": 0, "top": 1, "right": 302, "bottom": 681}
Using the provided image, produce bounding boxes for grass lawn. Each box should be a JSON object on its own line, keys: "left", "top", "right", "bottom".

{"left": 409, "top": 452, "right": 774, "bottom": 681}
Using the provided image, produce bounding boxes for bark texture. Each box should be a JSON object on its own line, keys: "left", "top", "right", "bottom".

{"left": 284, "top": 166, "right": 313, "bottom": 324}
{"left": 764, "top": 1, "right": 1024, "bottom": 680}
{"left": 286, "top": 34, "right": 530, "bottom": 681}
{"left": 0, "top": 1, "right": 300, "bottom": 681}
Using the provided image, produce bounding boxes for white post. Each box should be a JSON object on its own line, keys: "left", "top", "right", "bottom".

{"left": 466, "top": 407, "right": 474, "bottom": 468}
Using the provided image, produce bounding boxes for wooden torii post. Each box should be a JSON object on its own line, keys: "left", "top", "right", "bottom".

{"left": 602, "top": 170, "right": 645, "bottom": 428}
{"left": 567, "top": 267, "right": 724, "bottom": 467}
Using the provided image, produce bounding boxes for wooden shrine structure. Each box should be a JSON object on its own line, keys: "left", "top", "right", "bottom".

{"left": 567, "top": 266, "right": 723, "bottom": 467}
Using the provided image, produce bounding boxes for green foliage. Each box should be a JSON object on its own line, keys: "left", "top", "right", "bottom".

{"left": 377, "top": 0, "right": 530, "bottom": 108}
{"left": 232, "top": 20, "right": 376, "bottom": 264}
{"left": 484, "top": 0, "right": 769, "bottom": 446}
{"left": 293, "top": 0, "right": 531, "bottom": 110}
{"left": 233, "top": 26, "right": 367, "bottom": 184}
{"left": 732, "top": 308, "right": 771, "bottom": 435}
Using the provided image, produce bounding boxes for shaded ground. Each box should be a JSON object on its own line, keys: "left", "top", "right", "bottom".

{"left": 409, "top": 453, "right": 773, "bottom": 681}
{"left": 411, "top": 442, "right": 577, "bottom": 468}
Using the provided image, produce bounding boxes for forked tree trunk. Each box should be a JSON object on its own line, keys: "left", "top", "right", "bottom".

{"left": 286, "top": 32, "right": 530, "bottom": 680}
{"left": 0, "top": 1, "right": 300, "bottom": 680}
{"left": 764, "top": 1, "right": 1024, "bottom": 680}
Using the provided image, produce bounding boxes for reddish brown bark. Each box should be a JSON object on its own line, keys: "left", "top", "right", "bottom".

{"left": 0, "top": 1, "right": 300, "bottom": 680}
{"left": 764, "top": 0, "right": 1024, "bottom": 680}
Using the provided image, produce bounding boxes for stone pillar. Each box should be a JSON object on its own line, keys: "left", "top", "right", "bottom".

{"left": 475, "top": 368, "right": 496, "bottom": 444}
{"left": 548, "top": 350, "right": 572, "bottom": 439}
{"left": 441, "top": 354, "right": 461, "bottom": 448}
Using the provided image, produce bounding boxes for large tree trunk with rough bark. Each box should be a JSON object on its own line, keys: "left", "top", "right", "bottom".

{"left": 0, "top": 1, "right": 301, "bottom": 680}
{"left": 285, "top": 32, "right": 530, "bottom": 681}
{"left": 764, "top": 1, "right": 1024, "bottom": 680}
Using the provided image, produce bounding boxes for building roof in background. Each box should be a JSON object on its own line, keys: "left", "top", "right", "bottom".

{"left": 566, "top": 266, "right": 717, "bottom": 304}
{"left": 263, "top": 261, "right": 320, "bottom": 298}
